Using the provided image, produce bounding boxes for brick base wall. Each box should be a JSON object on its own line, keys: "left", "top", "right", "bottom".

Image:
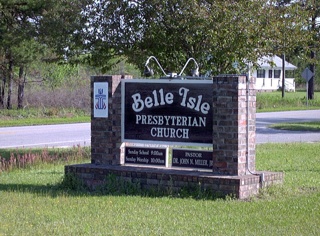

{"left": 65, "top": 164, "right": 283, "bottom": 199}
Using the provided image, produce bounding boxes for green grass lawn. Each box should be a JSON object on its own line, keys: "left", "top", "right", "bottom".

{"left": 256, "top": 91, "right": 320, "bottom": 112}
{"left": 0, "top": 115, "right": 90, "bottom": 127}
{"left": 0, "top": 143, "right": 319, "bottom": 235}
{"left": 270, "top": 121, "right": 320, "bottom": 132}
{"left": 0, "top": 107, "right": 90, "bottom": 127}
{"left": 0, "top": 91, "right": 319, "bottom": 235}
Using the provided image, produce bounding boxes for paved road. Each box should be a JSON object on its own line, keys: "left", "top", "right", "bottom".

{"left": 256, "top": 110, "right": 320, "bottom": 144}
{"left": 0, "top": 110, "right": 319, "bottom": 148}
{"left": 0, "top": 123, "right": 91, "bottom": 148}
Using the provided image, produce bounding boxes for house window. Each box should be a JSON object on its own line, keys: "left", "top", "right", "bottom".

{"left": 274, "top": 70, "right": 281, "bottom": 78}
{"left": 268, "top": 70, "right": 273, "bottom": 78}
{"left": 257, "top": 69, "right": 265, "bottom": 78}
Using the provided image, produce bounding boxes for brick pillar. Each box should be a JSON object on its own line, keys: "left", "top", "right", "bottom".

{"left": 212, "top": 75, "right": 256, "bottom": 176}
{"left": 91, "top": 75, "right": 132, "bottom": 165}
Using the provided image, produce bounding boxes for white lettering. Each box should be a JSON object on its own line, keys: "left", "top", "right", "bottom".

{"left": 137, "top": 157, "right": 149, "bottom": 164}
{"left": 131, "top": 89, "right": 174, "bottom": 113}
{"left": 179, "top": 87, "right": 189, "bottom": 107}
{"left": 151, "top": 158, "right": 165, "bottom": 164}
{"left": 152, "top": 90, "right": 159, "bottom": 106}
{"left": 201, "top": 102, "right": 210, "bottom": 114}
{"left": 139, "top": 150, "right": 149, "bottom": 155}
{"left": 150, "top": 127, "right": 189, "bottom": 139}
{"left": 179, "top": 87, "right": 210, "bottom": 114}
{"left": 145, "top": 96, "right": 153, "bottom": 108}
{"left": 125, "top": 157, "right": 136, "bottom": 162}
{"left": 187, "top": 96, "right": 196, "bottom": 110}
{"left": 151, "top": 127, "right": 157, "bottom": 137}
{"left": 131, "top": 87, "right": 209, "bottom": 114}
{"left": 164, "top": 116, "right": 171, "bottom": 125}
{"left": 136, "top": 115, "right": 206, "bottom": 127}
{"left": 199, "top": 117, "right": 206, "bottom": 127}
{"left": 180, "top": 158, "right": 189, "bottom": 165}
{"left": 195, "top": 159, "right": 208, "bottom": 166}
{"left": 127, "top": 149, "right": 138, "bottom": 155}
{"left": 165, "top": 92, "right": 174, "bottom": 105}
{"left": 185, "top": 152, "right": 202, "bottom": 158}
{"left": 158, "top": 88, "right": 165, "bottom": 105}
{"left": 131, "top": 93, "right": 144, "bottom": 112}
{"left": 135, "top": 115, "right": 141, "bottom": 124}
{"left": 151, "top": 150, "right": 163, "bottom": 156}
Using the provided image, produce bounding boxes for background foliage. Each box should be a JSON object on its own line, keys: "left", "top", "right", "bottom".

{"left": 0, "top": 0, "right": 319, "bottom": 110}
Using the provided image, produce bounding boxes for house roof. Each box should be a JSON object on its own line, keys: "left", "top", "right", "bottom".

{"left": 257, "top": 55, "right": 297, "bottom": 70}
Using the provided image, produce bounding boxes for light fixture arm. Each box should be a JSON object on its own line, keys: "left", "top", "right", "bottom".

{"left": 178, "top": 57, "right": 199, "bottom": 76}
{"left": 145, "top": 56, "right": 168, "bottom": 76}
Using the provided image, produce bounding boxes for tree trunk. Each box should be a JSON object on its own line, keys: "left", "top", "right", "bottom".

{"left": 6, "top": 59, "right": 13, "bottom": 109}
{"left": 308, "top": 50, "right": 315, "bottom": 100}
{"left": 0, "top": 73, "right": 5, "bottom": 109}
{"left": 17, "top": 66, "right": 26, "bottom": 109}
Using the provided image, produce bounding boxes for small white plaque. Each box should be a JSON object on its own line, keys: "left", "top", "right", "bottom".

{"left": 93, "top": 82, "right": 108, "bottom": 118}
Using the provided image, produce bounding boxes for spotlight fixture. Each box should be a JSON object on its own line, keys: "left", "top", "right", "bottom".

{"left": 143, "top": 56, "right": 202, "bottom": 79}
{"left": 178, "top": 57, "right": 199, "bottom": 77}
{"left": 143, "top": 65, "right": 154, "bottom": 77}
{"left": 144, "top": 56, "right": 168, "bottom": 77}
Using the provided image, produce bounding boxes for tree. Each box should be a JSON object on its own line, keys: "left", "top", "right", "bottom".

{"left": 306, "top": 0, "right": 320, "bottom": 99}
{"left": 82, "top": 0, "right": 312, "bottom": 77}
{"left": 0, "top": 0, "right": 90, "bottom": 109}
{"left": 273, "top": 0, "right": 319, "bottom": 99}
{"left": 0, "top": 1, "right": 47, "bottom": 108}
{"left": 266, "top": 1, "right": 312, "bottom": 97}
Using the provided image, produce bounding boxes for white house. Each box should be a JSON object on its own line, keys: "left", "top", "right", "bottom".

{"left": 252, "top": 55, "right": 297, "bottom": 92}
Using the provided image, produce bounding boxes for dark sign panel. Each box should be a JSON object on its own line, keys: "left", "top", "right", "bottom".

{"left": 125, "top": 146, "right": 166, "bottom": 166}
{"left": 172, "top": 148, "right": 213, "bottom": 169}
{"left": 121, "top": 79, "right": 213, "bottom": 146}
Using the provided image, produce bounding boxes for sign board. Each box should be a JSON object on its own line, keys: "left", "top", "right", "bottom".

{"left": 124, "top": 146, "right": 166, "bottom": 166}
{"left": 93, "top": 82, "right": 108, "bottom": 118}
{"left": 301, "top": 68, "right": 314, "bottom": 82}
{"left": 121, "top": 79, "right": 213, "bottom": 146}
{"left": 172, "top": 148, "right": 213, "bottom": 170}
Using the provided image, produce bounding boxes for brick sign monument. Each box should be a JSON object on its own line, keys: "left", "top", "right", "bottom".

{"left": 65, "top": 75, "right": 283, "bottom": 199}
